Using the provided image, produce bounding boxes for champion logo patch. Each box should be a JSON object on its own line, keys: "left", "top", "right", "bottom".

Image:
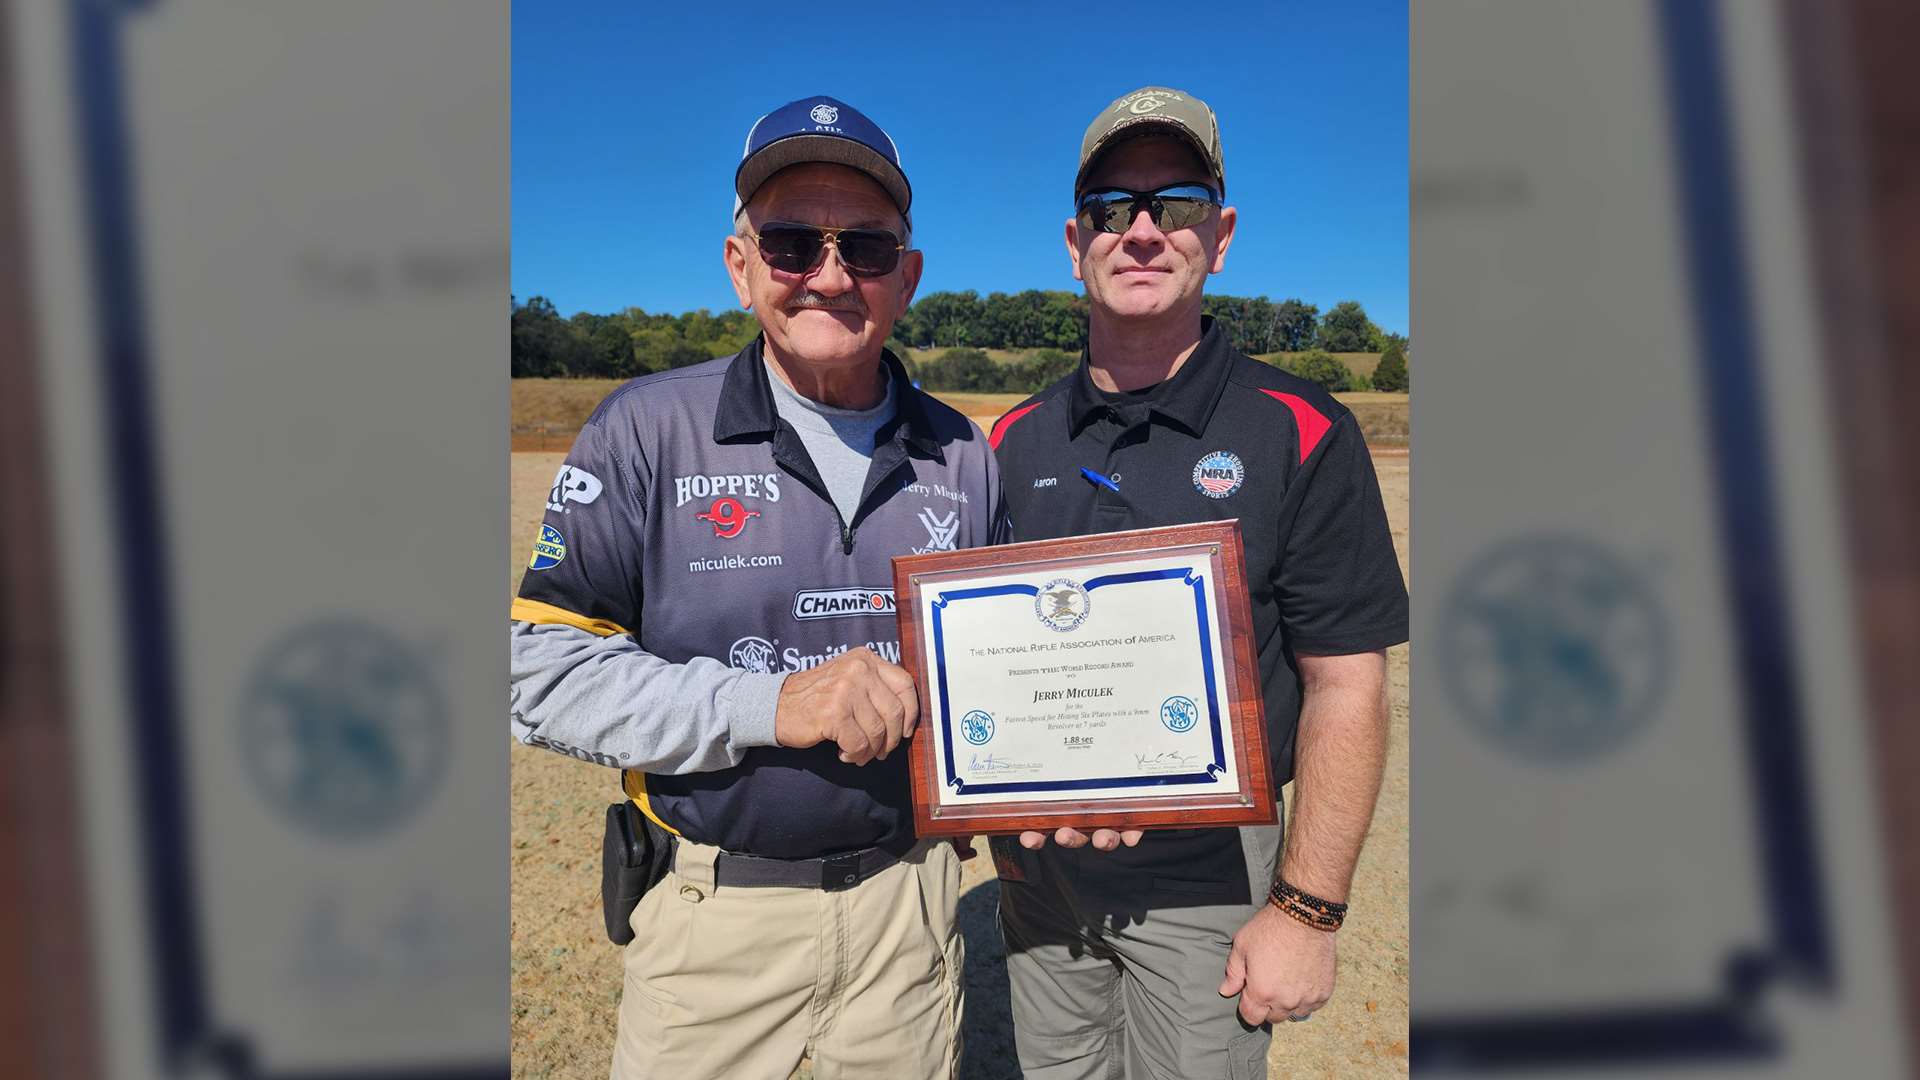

{"left": 1191, "top": 450, "right": 1245, "bottom": 499}
{"left": 793, "top": 588, "right": 895, "bottom": 621}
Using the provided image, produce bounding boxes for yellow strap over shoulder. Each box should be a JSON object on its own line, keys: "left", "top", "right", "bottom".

{"left": 622, "top": 769, "right": 682, "bottom": 837}
{"left": 510, "top": 597, "right": 631, "bottom": 638}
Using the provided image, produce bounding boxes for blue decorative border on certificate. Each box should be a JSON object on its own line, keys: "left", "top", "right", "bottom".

{"left": 931, "top": 566, "right": 1227, "bottom": 796}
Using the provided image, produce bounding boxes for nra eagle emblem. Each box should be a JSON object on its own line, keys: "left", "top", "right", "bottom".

{"left": 1034, "top": 578, "right": 1090, "bottom": 633}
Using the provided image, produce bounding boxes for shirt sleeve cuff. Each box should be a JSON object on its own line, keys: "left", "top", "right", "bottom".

{"left": 723, "top": 671, "right": 788, "bottom": 751}
{"left": 1288, "top": 618, "right": 1410, "bottom": 656}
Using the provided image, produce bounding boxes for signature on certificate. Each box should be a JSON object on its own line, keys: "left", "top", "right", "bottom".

{"left": 969, "top": 752, "right": 1028, "bottom": 772}
{"left": 1135, "top": 750, "right": 1199, "bottom": 769}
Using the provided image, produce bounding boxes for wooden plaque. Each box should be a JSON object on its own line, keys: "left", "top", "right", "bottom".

{"left": 892, "top": 521, "right": 1274, "bottom": 837}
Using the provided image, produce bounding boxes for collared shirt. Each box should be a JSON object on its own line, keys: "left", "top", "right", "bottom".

{"left": 988, "top": 317, "right": 1407, "bottom": 784}
{"left": 511, "top": 338, "right": 1005, "bottom": 858}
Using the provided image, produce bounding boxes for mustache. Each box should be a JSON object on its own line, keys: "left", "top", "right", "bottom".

{"left": 787, "top": 290, "right": 866, "bottom": 313}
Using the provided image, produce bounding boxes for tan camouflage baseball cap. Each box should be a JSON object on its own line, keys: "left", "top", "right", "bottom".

{"left": 1074, "top": 86, "right": 1225, "bottom": 199}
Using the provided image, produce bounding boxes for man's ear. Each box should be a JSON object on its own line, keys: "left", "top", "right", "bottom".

{"left": 1064, "top": 217, "right": 1086, "bottom": 282}
{"left": 1209, "top": 206, "right": 1237, "bottom": 274}
{"left": 896, "top": 247, "right": 924, "bottom": 310}
{"left": 723, "top": 232, "right": 754, "bottom": 309}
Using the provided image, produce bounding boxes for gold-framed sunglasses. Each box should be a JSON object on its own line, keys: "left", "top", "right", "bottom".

{"left": 747, "top": 222, "right": 906, "bottom": 277}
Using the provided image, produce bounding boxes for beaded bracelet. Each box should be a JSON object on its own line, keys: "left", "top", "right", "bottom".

{"left": 1269, "top": 878, "right": 1347, "bottom": 931}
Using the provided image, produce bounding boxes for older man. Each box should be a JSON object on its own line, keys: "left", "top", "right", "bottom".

{"left": 987, "top": 87, "right": 1408, "bottom": 1078}
{"left": 510, "top": 96, "right": 1001, "bottom": 1079}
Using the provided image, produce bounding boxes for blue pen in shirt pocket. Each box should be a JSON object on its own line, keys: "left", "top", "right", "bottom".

{"left": 1080, "top": 467, "right": 1120, "bottom": 492}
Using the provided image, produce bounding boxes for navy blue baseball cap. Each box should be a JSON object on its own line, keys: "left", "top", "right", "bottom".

{"left": 734, "top": 96, "right": 912, "bottom": 224}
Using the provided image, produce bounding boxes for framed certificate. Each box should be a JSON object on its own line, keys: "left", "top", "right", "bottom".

{"left": 892, "top": 521, "right": 1274, "bottom": 837}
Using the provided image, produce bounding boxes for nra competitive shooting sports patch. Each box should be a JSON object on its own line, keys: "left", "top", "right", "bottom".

{"left": 1192, "top": 450, "right": 1245, "bottom": 499}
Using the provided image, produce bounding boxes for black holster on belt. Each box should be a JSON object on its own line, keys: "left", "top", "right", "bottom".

{"left": 601, "top": 800, "right": 674, "bottom": 945}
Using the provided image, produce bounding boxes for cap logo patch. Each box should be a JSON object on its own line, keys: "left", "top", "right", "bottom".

{"left": 1192, "top": 450, "right": 1245, "bottom": 499}
{"left": 1128, "top": 94, "right": 1169, "bottom": 115}
{"left": 809, "top": 104, "right": 839, "bottom": 124}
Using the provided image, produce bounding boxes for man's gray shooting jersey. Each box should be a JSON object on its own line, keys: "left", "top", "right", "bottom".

{"left": 510, "top": 342, "right": 1006, "bottom": 859}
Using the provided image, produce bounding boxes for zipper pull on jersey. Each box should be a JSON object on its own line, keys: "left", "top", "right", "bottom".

{"left": 840, "top": 522, "right": 855, "bottom": 555}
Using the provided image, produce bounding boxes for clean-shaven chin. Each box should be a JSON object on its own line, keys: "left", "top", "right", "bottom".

{"left": 1110, "top": 268, "right": 1172, "bottom": 299}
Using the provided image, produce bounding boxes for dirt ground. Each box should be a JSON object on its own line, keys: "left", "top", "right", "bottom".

{"left": 509, "top": 448, "right": 1410, "bottom": 1078}
{"left": 510, "top": 382, "right": 1409, "bottom": 452}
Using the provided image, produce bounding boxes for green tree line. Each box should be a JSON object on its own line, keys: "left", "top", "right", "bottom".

{"left": 912, "top": 343, "right": 1408, "bottom": 395}
{"left": 512, "top": 291, "right": 1409, "bottom": 388}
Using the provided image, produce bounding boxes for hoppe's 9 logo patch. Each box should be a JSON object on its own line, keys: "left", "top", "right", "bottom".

{"left": 697, "top": 496, "right": 761, "bottom": 539}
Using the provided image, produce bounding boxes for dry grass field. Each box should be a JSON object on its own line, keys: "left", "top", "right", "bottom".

{"left": 512, "top": 380, "right": 1408, "bottom": 450}
{"left": 509, "top": 442, "right": 1409, "bottom": 1078}
{"left": 511, "top": 378, "right": 628, "bottom": 450}
{"left": 1337, "top": 392, "right": 1411, "bottom": 447}
{"left": 1253, "top": 350, "right": 1385, "bottom": 380}
{"left": 903, "top": 347, "right": 1036, "bottom": 368}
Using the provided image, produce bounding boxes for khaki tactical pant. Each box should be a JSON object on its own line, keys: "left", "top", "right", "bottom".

{"left": 996, "top": 823, "right": 1284, "bottom": 1080}
{"left": 611, "top": 837, "right": 965, "bottom": 1080}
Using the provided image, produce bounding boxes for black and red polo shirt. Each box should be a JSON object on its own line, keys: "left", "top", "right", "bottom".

{"left": 987, "top": 317, "right": 1407, "bottom": 785}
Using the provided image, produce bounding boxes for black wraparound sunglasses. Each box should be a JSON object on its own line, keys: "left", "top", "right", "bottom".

{"left": 747, "top": 222, "right": 906, "bottom": 277}
{"left": 1075, "top": 183, "right": 1220, "bottom": 235}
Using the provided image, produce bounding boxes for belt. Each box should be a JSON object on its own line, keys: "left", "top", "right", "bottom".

{"left": 681, "top": 843, "right": 906, "bottom": 892}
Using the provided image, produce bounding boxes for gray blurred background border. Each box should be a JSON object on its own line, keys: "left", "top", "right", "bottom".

{"left": 3, "top": 2, "right": 509, "bottom": 1078}
{"left": 1412, "top": 0, "right": 1919, "bottom": 1075}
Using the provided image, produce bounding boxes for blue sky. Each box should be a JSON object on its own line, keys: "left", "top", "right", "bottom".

{"left": 513, "top": 3, "right": 1407, "bottom": 335}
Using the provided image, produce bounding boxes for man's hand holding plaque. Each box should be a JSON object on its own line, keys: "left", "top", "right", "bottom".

{"left": 892, "top": 522, "right": 1274, "bottom": 838}
{"left": 773, "top": 646, "right": 921, "bottom": 766}
{"left": 1019, "top": 826, "right": 1144, "bottom": 851}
